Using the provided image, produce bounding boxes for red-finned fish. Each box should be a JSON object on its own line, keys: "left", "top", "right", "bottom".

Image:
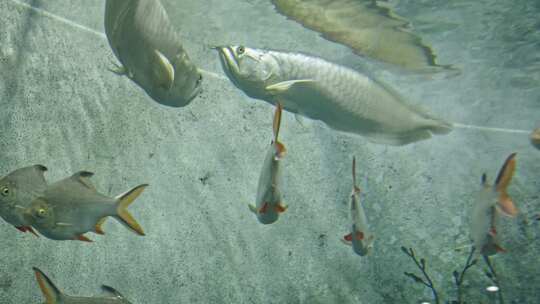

{"left": 0, "top": 165, "right": 48, "bottom": 237}
{"left": 341, "top": 157, "right": 374, "bottom": 256}
{"left": 33, "top": 267, "right": 133, "bottom": 303}
{"left": 248, "top": 103, "right": 288, "bottom": 224}
{"left": 470, "top": 153, "right": 518, "bottom": 256}
{"left": 24, "top": 171, "right": 148, "bottom": 242}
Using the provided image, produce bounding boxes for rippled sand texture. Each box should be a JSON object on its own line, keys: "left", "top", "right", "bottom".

{"left": 0, "top": 0, "right": 539, "bottom": 303}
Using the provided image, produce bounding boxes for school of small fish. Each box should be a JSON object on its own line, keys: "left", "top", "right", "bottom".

{"left": 0, "top": 0, "right": 537, "bottom": 302}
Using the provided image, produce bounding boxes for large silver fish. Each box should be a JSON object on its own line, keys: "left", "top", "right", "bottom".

{"left": 341, "top": 157, "right": 374, "bottom": 256}
{"left": 104, "top": 0, "right": 202, "bottom": 107}
{"left": 215, "top": 46, "right": 452, "bottom": 145}
{"left": 248, "top": 103, "right": 288, "bottom": 224}
{"left": 33, "top": 267, "right": 132, "bottom": 304}
{"left": 470, "top": 153, "right": 518, "bottom": 256}
{"left": 24, "top": 171, "right": 148, "bottom": 242}
{"left": 0, "top": 165, "right": 48, "bottom": 236}
{"left": 270, "top": 0, "right": 453, "bottom": 72}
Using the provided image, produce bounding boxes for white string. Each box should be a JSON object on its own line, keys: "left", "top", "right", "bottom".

{"left": 6, "top": 0, "right": 535, "bottom": 137}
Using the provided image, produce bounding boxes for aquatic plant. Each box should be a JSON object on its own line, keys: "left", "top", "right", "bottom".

{"left": 452, "top": 247, "right": 477, "bottom": 304}
{"left": 401, "top": 246, "right": 440, "bottom": 304}
{"left": 483, "top": 255, "right": 505, "bottom": 304}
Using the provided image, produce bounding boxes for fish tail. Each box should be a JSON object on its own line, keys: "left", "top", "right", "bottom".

{"left": 494, "top": 153, "right": 518, "bottom": 217}
{"left": 422, "top": 116, "right": 453, "bottom": 135}
{"left": 114, "top": 184, "right": 149, "bottom": 236}
{"left": 33, "top": 267, "right": 63, "bottom": 304}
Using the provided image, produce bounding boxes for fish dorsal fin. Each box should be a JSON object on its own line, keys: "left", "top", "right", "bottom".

{"left": 481, "top": 173, "right": 488, "bottom": 186}
{"left": 494, "top": 153, "right": 518, "bottom": 217}
{"left": 273, "top": 103, "right": 283, "bottom": 143}
{"left": 265, "top": 79, "right": 315, "bottom": 95}
{"left": 70, "top": 171, "right": 96, "bottom": 191}
{"left": 33, "top": 267, "right": 63, "bottom": 304}
{"left": 152, "top": 49, "right": 175, "bottom": 90}
{"left": 101, "top": 285, "right": 125, "bottom": 299}
{"left": 494, "top": 153, "right": 516, "bottom": 192}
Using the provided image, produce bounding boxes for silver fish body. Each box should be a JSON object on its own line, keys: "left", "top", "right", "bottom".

{"left": 342, "top": 157, "right": 373, "bottom": 256}
{"left": 25, "top": 171, "right": 147, "bottom": 241}
{"left": 470, "top": 185, "right": 500, "bottom": 256}
{"left": 34, "top": 267, "right": 132, "bottom": 304}
{"left": 0, "top": 165, "right": 48, "bottom": 233}
{"left": 105, "top": 0, "right": 202, "bottom": 107}
{"left": 216, "top": 46, "right": 452, "bottom": 145}
{"left": 249, "top": 104, "right": 287, "bottom": 224}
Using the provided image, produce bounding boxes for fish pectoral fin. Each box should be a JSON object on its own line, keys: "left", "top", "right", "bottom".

{"left": 33, "top": 267, "right": 63, "bottom": 304}
{"left": 76, "top": 235, "right": 93, "bottom": 242}
{"left": 152, "top": 49, "right": 175, "bottom": 90}
{"left": 343, "top": 233, "right": 353, "bottom": 242}
{"left": 265, "top": 79, "right": 316, "bottom": 95}
{"left": 494, "top": 243, "right": 506, "bottom": 253}
{"left": 108, "top": 62, "right": 129, "bottom": 76}
{"left": 275, "top": 203, "right": 288, "bottom": 213}
{"left": 259, "top": 202, "right": 269, "bottom": 214}
{"left": 95, "top": 217, "right": 107, "bottom": 235}
{"left": 55, "top": 222, "right": 73, "bottom": 227}
{"left": 248, "top": 204, "right": 258, "bottom": 214}
{"left": 16, "top": 226, "right": 39, "bottom": 237}
{"left": 101, "top": 285, "right": 125, "bottom": 299}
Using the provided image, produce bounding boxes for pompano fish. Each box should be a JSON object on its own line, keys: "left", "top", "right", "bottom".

{"left": 104, "top": 0, "right": 202, "bottom": 107}
{"left": 0, "top": 165, "right": 48, "bottom": 237}
{"left": 215, "top": 46, "right": 452, "bottom": 145}
{"left": 248, "top": 103, "right": 288, "bottom": 224}
{"left": 470, "top": 153, "right": 518, "bottom": 256}
{"left": 270, "top": 0, "right": 454, "bottom": 72}
{"left": 341, "top": 157, "right": 374, "bottom": 256}
{"left": 530, "top": 128, "right": 540, "bottom": 149}
{"left": 33, "top": 267, "right": 132, "bottom": 304}
{"left": 24, "top": 171, "right": 148, "bottom": 242}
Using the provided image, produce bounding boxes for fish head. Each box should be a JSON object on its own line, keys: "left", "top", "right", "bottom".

{"left": 24, "top": 198, "right": 55, "bottom": 228}
{"left": 0, "top": 165, "right": 48, "bottom": 224}
{"left": 215, "top": 46, "right": 276, "bottom": 97}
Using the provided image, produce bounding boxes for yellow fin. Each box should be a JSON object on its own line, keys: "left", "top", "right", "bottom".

{"left": 153, "top": 49, "right": 175, "bottom": 90}
{"left": 273, "top": 103, "right": 283, "bottom": 143}
{"left": 33, "top": 267, "right": 62, "bottom": 304}
{"left": 248, "top": 204, "right": 258, "bottom": 214}
{"left": 494, "top": 153, "right": 518, "bottom": 217}
{"left": 115, "top": 184, "right": 148, "bottom": 236}
{"left": 95, "top": 217, "right": 107, "bottom": 235}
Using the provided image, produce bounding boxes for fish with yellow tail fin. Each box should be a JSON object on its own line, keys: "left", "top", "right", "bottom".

{"left": 341, "top": 157, "right": 374, "bottom": 256}
{"left": 0, "top": 165, "right": 48, "bottom": 237}
{"left": 33, "top": 267, "right": 133, "bottom": 303}
{"left": 530, "top": 128, "right": 540, "bottom": 150}
{"left": 104, "top": 0, "right": 202, "bottom": 107}
{"left": 24, "top": 171, "right": 148, "bottom": 242}
{"left": 215, "top": 46, "right": 452, "bottom": 146}
{"left": 249, "top": 103, "right": 288, "bottom": 224}
{"left": 470, "top": 153, "right": 518, "bottom": 256}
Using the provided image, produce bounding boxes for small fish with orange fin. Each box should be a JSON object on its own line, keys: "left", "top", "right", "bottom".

{"left": 24, "top": 171, "right": 148, "bottom": 242}
{"left": 0, "top": 165, "right": 49, "bottom": 237}
{"left": 341, "top": 157, "right": 374, "bottom": 256}
{"left": 249, "top": 103, "right": 288, "bottom": 224}
{"left": 33, "top": 267, "right": 133, "bottom": 303}
{"left": 470, "top": 153, "right": 518, "bottom": 256}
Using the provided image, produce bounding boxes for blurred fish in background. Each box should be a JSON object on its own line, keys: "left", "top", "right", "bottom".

{"left": 104, "top": 0, "right": 202, "bottom": 107}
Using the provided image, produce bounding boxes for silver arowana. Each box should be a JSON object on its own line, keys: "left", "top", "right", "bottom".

{"left": 33, "top": 267, "right": 132, "bottom": 304}
{"left": 105, "top": 0, "right": 202, "bottom": 107}
{"left": 215, "top": 46, "right": 452, "bottom": 145}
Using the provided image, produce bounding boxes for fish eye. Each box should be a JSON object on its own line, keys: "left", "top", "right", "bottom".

{"left": 37, "top": 208, "right": 47, "bottom": 217}
{"left": 1, "top": 187, "right": 9, "bottom": 196}
{"left": 237, "top": 46, "right": 245, "bottom": 55}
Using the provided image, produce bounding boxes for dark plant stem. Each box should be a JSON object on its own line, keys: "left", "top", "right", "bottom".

{"left": 453, "top": 247, "right": 477, "bottom": 304}
{"left": 401, "top": 247, "right": 440, "bottom": 304}
{"left": 483, "top": 255, "right": 504, "bottom": 304}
